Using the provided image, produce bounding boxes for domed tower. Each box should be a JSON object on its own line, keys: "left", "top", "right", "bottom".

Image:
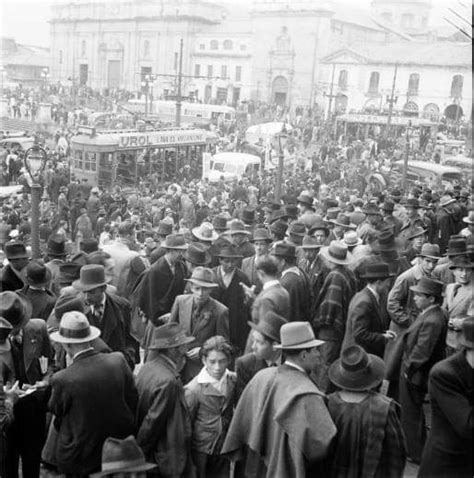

{"left": 371, "top": 0, "right": 432, "bottom": 35}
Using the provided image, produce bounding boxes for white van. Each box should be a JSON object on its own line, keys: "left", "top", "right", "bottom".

{"left": 204, "top": 153, "right": 261, "bottom": 183}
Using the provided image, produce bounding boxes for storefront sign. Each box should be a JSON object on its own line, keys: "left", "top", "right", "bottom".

{"left": 117, "top": 130, "right": 205, "bottom": 149}
{"left": 336, "top": 114, "right": 436, "bottom": 127}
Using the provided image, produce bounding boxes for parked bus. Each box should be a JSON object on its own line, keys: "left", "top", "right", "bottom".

{"left": 70, "top": 125, "right": 217, "bottom": 188}
{"left": 392, "top": 160, "right": 462, "bottom": 188}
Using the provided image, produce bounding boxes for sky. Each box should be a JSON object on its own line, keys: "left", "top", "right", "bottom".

{"left": 0, "top": 0, "right": 469, "bottom": 48}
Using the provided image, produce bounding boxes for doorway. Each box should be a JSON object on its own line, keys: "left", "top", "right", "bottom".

{"left": 272, "top": 76, "right": 288, "bottom": 105}
{"left": 107, "top": 60, "right": 121, "bottom": 89}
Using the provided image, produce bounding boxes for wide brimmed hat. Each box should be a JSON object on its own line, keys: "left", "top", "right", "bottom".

{"left": 329, "top": 345, "right": 385, "bottom": 392}
{"left": 439, "top": 195, "right": 456, "bottom": 207}
{"left": 0, "top": 291, "right": 32, "bottom": 328}
{"left": 242, "top": 208, "right": 256, "bottom": 225}
{"left": 274, "top": 321, "right": 324, "bottom": 350}
{"left": 54, "top": 295, "right": 85, "bottom": 321}
{"left": 185, "top": 267, "right": 218, "bottom": 288}
{"left": 296, "top": 193, "right": 314, "bottom": 209}
{"left": 343, "top": 231, "right": 362, "bottom": 247}
{"left": 373, "top": 229, "right": 397, "bottom": 253}
{"left": 458, "top": 316, "right": 474, "bottom": 349}
{"left": 213, "top": 215, "right": 228, "bottom": 232}
{"left": 229, "top": 220, "right": 251, "bottom": 235}
{"left": 285, "top": 204, "right": 299, "bottom": 219}
{"left": 449, "top": 256, "right": 474, "bottom": 270}
{"left": 308, "top": 218, "right": 330, "bottom": 236}
{"left": 217, "top": 244, "right": 243, "bottom": 259}
{"left": 192, "top": 222, "right": 219, "bottom": 242}
{"left": 410, "top": 276, "right": 444, "bottom": 297}
{"left": 324, "top": 207, "right": 341, "bottom": 222}
{"left": 25, "top": 260, "right": 52, "bottom": 288}
{"left": 156, "top": 220, "right": 173, "bottom": 236}
{"left": 417, "top": 243, "right": 441, "bottom": 260}
{"left": 407, "top": 226, "right": 427, "bottom": 241}
{"left": 162, "top": 234, "right": 188, "bottom": 250}
{"left": 302, "top": 235, "right": 323, "bottom": 249}
{"left": 270, "top": 241, "right": 296, "bottom": 259}
{"left": 445, "top": 237, "right": 467, "bottom": 257}
{"left": 362, "top": 204, "right": 382, "bottom": 216}
{"left": 251, "top": 228, "right": 272, "bottom": 243}
{"left": 91, "top": 436, "right": 157, "bottom": 477}
{"left": 50, "top": 311, "right": 101, "bottom": 344}
{"left": 269, "top": 209, "right": 289, "bottom": 225}
{"left": 4, "top": 241, "right": 28, "bottom": 260}
{"left": 270, "top": 219, "right": 288, "bottom": 237}
{"left": 360, "top": 261, "right": 395, "bottom": 279}
{"left": 183, "top": 243, "right": 211, "bottom": 266}
{"left": 55, "top": 262, "right": 82, "bottom": 285}
{"left": 147, "top": 323, "right": 195, "bottom": 350}
{"left": 288, "top": 221, "right": 306, "bottom": 237}
{"left": 463, "top": 210, "right": 474, "bottom": 225}
{"left": 46, "top": 234, "right": 67, "bottom": 257}
{"left": 320, "top": 241, "right": 351, "bottom": 265}
{"left": 405, "top": 198, "right": 420, "bottom": 209}
{"left": 80, "top": 239, "right": 99, "bottom": 254}
{"left": 248, "top": 311, "right": 287, "bottom": 343}
{"left": 73, "top": 264, "right": 108, "bottom": 292}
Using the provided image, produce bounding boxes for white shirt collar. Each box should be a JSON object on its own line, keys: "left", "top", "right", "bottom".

{"left": 196, "top": 366, "right": 230, "bottom": 394}
{"left": 263, "top": 279, "right": 280, "bottom": 290}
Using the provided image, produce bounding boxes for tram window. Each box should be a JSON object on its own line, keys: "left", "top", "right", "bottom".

{"left": 74, "top": 150, "right": 83, "bottom": 169}
{"left": 84, "top": 152, "right": 97, "bottom": 172}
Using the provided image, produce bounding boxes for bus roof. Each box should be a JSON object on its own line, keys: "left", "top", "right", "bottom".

{"left": 212, "top": 152, "right": 261, "bottom": 165}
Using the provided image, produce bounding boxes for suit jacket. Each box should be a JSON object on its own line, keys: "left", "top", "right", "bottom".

{"left": 235, "top": 352, "right": 268, "bottom": 400}
{"left": 17, "top": 285, "right": 56, "bottom": 321}
{"left": 0, "top": 264, "right": 25, "bottom": 292}
{"left": 401, "top": 304, "right": 448, "bottom": 391}
{"left": 241, "top": 256, "right": 263, "bottom": 293}
{"left": 251, "top": 282, "right": 291, "bottom": 324}
{"left": 419, "top": 351, "right": 473, "bottom": 478}
{"left": 136, "top": 354, "right": 193, "bottom": 476}
{"left": 342, "top": 287, "right": 390, "bottom": 358}
{"left": 87, "top": 293, "right": 138, "bottom": 369}
{"left": 48, "top": 350, "right": 137, "bottom": 475}
{"left": 280, "top": 267, "right": 312, "bottom": 323}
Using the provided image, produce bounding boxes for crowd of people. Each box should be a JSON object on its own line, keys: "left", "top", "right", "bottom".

{"left": 0, "top": 152, "right": 473, "bottom": 478}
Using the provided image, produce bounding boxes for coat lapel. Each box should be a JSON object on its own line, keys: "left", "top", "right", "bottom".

{"left": 192, "top": 300, "right": 214, "bottom": 336}
{"left": 101, "top": 296, "right": 119, "bottom": 343}
{"left": 22, "top": 324, "right": 39, "bottom": 372}
{"left": 181, "top": 296, "right": 194, "bottom": 335}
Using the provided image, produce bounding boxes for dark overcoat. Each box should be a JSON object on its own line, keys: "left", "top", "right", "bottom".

{"left": 234, "top": 352, "right": 267, "bottom": 400}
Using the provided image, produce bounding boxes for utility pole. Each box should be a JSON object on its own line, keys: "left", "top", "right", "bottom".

{"left": 384, "top": 63, "right": 398, "bottom": 139}
{"left": 402, "top": 120, "right": 412, "bottom": 193}
{"left": 175, "top": 39, "right": 184, "bottom": 127}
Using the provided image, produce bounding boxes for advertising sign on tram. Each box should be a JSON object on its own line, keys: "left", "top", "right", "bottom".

{"left": 117, "top": 130, "right": 206, "bottom": 149}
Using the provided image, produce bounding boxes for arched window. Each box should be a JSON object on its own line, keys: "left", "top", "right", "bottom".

{"left": 223, "top": 40, "right": 233, "bottom": 50}
{"left": 338, "top": 70, "right": 348, "bottom": 90}
{"left": 408, "top": 73, "right": 420, "bottom": 96}
{"left": 368, "top": 71, "right": 380, "bottom": 94}
{"left": 81, "top": 40, "right": 87, "bottom": 57}
{"left": 143, "top": 40, "right": 150, "bottom": 58}
{"left": 210, "top": 40, "right": 219, "bottom": 50}
{"left": 450, "top": 75, "right": 464, "bottom": 98}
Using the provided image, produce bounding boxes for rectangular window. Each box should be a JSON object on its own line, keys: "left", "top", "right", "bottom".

{"left": 84, "top": 152, "right": 97, "bottom": 172}
{"left": 207, "top": 65, "right": 213, "bottom": 78}
{"left": 195, "top": 64, "right": 201, "bottom": 77}
{"left": 235, "top": 66, "right": 242, "bottom": 82}
{"left": 74, "top": 150, "right": 83, "bottom": 170}
{"left": 221, "top": 65, "right": 227, "bottom": 79}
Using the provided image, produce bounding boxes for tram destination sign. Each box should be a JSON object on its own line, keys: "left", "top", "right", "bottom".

{"left": 117, "top": 130, "right": 206, "bottom": 149}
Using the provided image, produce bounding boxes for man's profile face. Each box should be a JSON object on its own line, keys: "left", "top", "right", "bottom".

{"left": 251, "top": 330, "right": 274, "bottom": 361}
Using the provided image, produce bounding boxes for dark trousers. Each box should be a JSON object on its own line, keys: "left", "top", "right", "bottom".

{"left": 192, "top": 450, "right": 229, "bottom": 478}
{"left": 399, "top": 374, "right": 426, "bottom": 463}
{"left": 5, "top": 396, "right": 47, "bottom": 478}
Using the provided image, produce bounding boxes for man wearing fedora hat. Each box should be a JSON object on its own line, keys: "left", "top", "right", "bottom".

{"left": 136, "top": 323, "right": 195, "bottom": 478}
{"left": 327, "top": 345, "right": 406, "bottom": 478}
{"left": 235, "top": 311, "right": 287, "bottom": 400}
{"left": 17, "top": 260, "right": 56, "bottom": 321}
{"left": 380, "top": 199, "right": 402, "bottom": 235}
{"left": 418, "top": 316, "right": 474, "bottom": 478}
{"left": 48, "top": 311, "right": 138, "bottom": 477}
{"left": 43, "top": 234, "right": 68, "bottom": 292}
{"left": 0, "top": 241, "right": 29, "bottom": 292}
{"left": 73, "top": 264, "right": 138, "bottom": 370}
{"left": 228, "top": 220, "right": 255, "bottom": 264}
{"left": 398, "top": 198, "right": 426, "bottom": 249}
{"left": 460, "top": 209, "right": 474, "bottom": 239}
{"left": 241, "top": 227, "right": 272, "bottom": 294}
{"left": 1, "top": 291, "right": 54, "bottom": 478}
{"left": 436, "top": 194, "right": 461, "bottom": 253}
{"left": 223, "top": 322, "right": 336, "bottom": 477}
{"left": 432, "top": 235, "right": 467, "bottom": 285}
{"left": 398, "top": 277, "right": 448, "bottom": 464}
{"left": 343, "top": 262, "right": 397, "bottom": 357}
{"left": 169, "top": 267, "right": 229, "bottom": 382}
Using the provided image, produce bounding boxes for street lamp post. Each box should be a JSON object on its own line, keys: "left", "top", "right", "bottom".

{"left": 41, "top": 68, "right": 50, "bottom": 93}
{"left": 402, "top": 121, "right": 412, "bottom": 193}
{"left": 141, "top": 75, "right": 155, "bottom": 117}
{"left": 274, "top": 124, "right": 288, "bottom": 202}
{"left": 24, "top": 145, "right": 48, "bottom": 259}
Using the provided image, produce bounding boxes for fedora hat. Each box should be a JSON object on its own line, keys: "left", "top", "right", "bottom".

{"left": 73, "top": 264, "right": 108, "bottom": 292}
{"left": 296, "top": 193, "right": 314, "bottom": 209}
{"left": 91, "top": 436, "right": 157, "bottom": 477}
{"left": 0, "top": 291, "right": 32, "bottom": 328}
{"left": 192, "top": 222, "right": 219, "bottom": 242}
{"left": 418, "top": 243, "right": 441, "bottom": 260}
{"left": 242, "top": 208, "right": 256, "bottom": 225}
{"left": 162, "top": 234, "right": 188, "bottom": 250}
{"left": 445, "top": 237, "right": 467, "bottom": 257}
{"left": 217, "top": 244, "right": 243, "bottom": 259}
{"left": 183, "top": 243, "right": 211, "bottom": 266}
{"left": 229, "top": 220, "right": 251, "bottom": 235}
{"left": 46, "top": 234, "right": 67, "bottom": 257}
{"left": 270, "top": 219, "right": 288, "bottom": 237}
{"left": 274, "top": 321, "right": 325, "bottom": 350}
{"left": 463, "top": 210, "right": 474, "bottom": 225}
{"left": 362, "top": 204, "right": 382, "bottom": 216}
{"left": 25, "top": 260, "right": 52, "bottom": 288}
{"left": 185, "top": 267, "right": 218, "bottom": 288}
{"left": 381, "top": 199, "right": 395, "bottom": 212}
{"left": 288, "top": 221, "right": 306, "bottom": 237}
{"left": 269, "top": 209, "right": 289, "bottom": 225}
{"left": 343, "top": 231, "right": 363, "bottom": 247}
{"left": 407, "top": 226, "right": 428, "bottom": 241}
{"left": 4, "top": 241, "right": 28, "bottom": 260}
{"left": 449, "top": 256, "right": 474, "bottom": 270}
{"left": 360, "top": 261, "right": 395, "bottom": 279}
{"left": 308, "top": 218, "right": 330, "bottom": 236}
{"left": 270, "top": 241, "right": 296, "bottom": 259}
{"left": 212, "top": 215, "right": 228, "bottom": 232}
{"left": 439, "top": 194, "right": 456, "bottom": 207}
{"left": 410, "top": 276, "right": 444, "bottom": 297}
{"left": 250, "top": 228, "right": 272, "bottom": 243}
{"left": 301, "top": 235, "right": 323, "bottom": 249}
{"left": 405, "top": 198, "right": 420, "bottom": 209}
{"left": 54, "top": 295, "right": 85, "bottom": 321}
{"left": 248, "top": 311, "right": 287, "bottom": 343}
{"left": 54, "top": 262, "right": 82, "bottom": 285}
{"left": 50, "top": 311, "right": 101, "bottom": 344}
{"left": 373, "top": 229, "right": 396, "bottom": 253}
{"left": 328, "top": 345, "right": 385, "bottom": 392}
{"left": 324, "top": 207, "right": 341, "bottom": 222}
{"left": 156, "top": 220, "right": 173, "bottom": 236}
{"left": 80, "top": 238, "right": 99, "bottom": 254}
{"left": 458, "top": 316, "right": 474, "bottom": 349}
{"left": 147, "top": 323, "right": 195, "bottom": 350}
{"left": 320, "top": 241, "right": 351, "bottom": 265}
{"left": 285, "top": 204, "right": 299, "bottom": 219}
